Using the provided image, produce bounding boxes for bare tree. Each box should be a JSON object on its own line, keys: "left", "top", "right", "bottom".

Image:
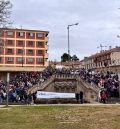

{"left": 0, "top": 0, "right": 12, "bottom": 27}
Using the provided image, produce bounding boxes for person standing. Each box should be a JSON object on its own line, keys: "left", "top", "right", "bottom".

{"left": 80, "top": 91, "right": 84, "bottom": 104}
{"left": 100, "top": 89, "right": 107, "bottom": 104}
{"left": 75, "top": 93, "right": 80, "bottom": 103}
{"left": 27, "top": 92, "right": 32, "bottom": 105}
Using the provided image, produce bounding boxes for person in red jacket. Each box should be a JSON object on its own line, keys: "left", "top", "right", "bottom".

{"left": 100, "top": 89, "right": 107, "bottom": 104}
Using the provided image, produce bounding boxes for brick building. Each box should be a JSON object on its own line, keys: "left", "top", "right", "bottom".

{"left": 0, "top": 28, "right": 49, "bottom": 79}
{"left": 81, "top": 46, "right": 120, "bottom": 72}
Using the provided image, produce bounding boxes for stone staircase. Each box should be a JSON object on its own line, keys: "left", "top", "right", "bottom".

{"left": 28, "top": 74, "right": 99, "bottom": 93}
{"left": 27, "top": 75, "right": 120, "bottom": 104}
{"left": 76, "top": 76, "right": 100, "bottom": 93}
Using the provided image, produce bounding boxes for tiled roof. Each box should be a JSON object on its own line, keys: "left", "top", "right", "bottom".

{"left": 90, "top": 47, "right": 120, "bottom": 58}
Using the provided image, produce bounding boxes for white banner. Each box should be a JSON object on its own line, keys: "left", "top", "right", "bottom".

{"left": 37, "top": 91, "right": 75, "bottom": 99}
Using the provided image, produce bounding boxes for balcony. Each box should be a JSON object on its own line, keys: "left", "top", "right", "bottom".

{"left": 44, "top": 61, "right": 49, "bottom": 66}
{"left": 0, "top": 66, "right": 46, "bottom": 72}
{"left": 45, "top": 37, "right": 49, "bottom": 42}
{"left": 45, "top": 53, "right": 49, "bottom": 58}
{"left": 45, "top": 45, "right": 49, "bottom": 50}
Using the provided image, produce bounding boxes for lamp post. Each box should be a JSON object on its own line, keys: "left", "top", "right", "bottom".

{"left": 67, "top": 23, "right": 79, "bottom": 60}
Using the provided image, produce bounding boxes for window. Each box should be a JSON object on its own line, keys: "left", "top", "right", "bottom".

{"left": 37, "top": 33, "right": 43, "bottom": 38}
{"left": 37, "top": 42, "right": 43, "bottom": 46}
{"left": 0, "top": 40, "right": 3, "bottom": 46}
{"left": 28, "top": 49, "right": 33, "bottom": 54}
{"left": 7, "top": 49, "right": 12, "bottom": 54}
{"left": 38, "top": 50, "right": 43, "bottom": 54}
{"left": 0, "top": 57, "right": 2, "bottom": 62}
{"left": 0, "top": 48, "right": 3, "bottom": 54}
{"left": 18, "top": 40, "right": 24, "bottom": 46}
{"left": 7, "top": 31, "right": 13, "bottom": 36}
{"left": 17, "top": 49, "right": 23, "bottom": 54}
{"left": 18, "top": 32, "right": 24, "bottom": 36}
{"left": 37, "top": 58, "right": 43, "bottom": 63}
{"left": 17, "top": 57, "right": 22, "bottom": 62}
{"left": 7, "top": 40, "right": 13, "bottom": 45}
{"left": 0, "top": 31, "right": 3, "bottom": 36}
{"left": 28, "top": 41, "right": 34, "bottom": 46}
{"left": 28, "top": 58, "right": 34, "bottom": 62}
{"left": 28, "top": 32, "right": 33, "bottom": 37}
{"left": 7, "top": 57, "right": 13, "bottom": 62}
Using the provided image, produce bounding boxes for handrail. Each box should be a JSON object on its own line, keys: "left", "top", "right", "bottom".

{"left": 28, "top": 75, "right": 55, "bottom": 94}
{"left": 77, "top": 76, "right": 100, "bottom": 93}
{"left": 28, "top": 74, "right": 100, "bottom": 94}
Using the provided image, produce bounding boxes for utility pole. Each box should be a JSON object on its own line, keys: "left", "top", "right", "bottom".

{"left": 97, "top": 44, "right": 107, "bottom": 52}
{"left": 67, "top": 23, "right": 79, "bottom": 61}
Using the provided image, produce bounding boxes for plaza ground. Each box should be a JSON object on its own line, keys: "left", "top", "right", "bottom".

{"left": 0, "top": 104, "right": 120, "bottom": 129}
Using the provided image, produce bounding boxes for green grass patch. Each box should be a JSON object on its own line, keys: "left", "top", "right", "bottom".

{"left": 0, "top": 105, "right": 120, "bottom": 129}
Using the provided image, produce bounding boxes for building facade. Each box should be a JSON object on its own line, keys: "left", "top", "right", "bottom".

{"left": 81, "top": 47, "right": 120, "bottom": 72}
{"left": 0, "top": 28, "right": 49, "bottom": 72}
{"left": 49, "top": 61, "right": 82, "bottom": 69}
{"left": 80, "top": 57, "right": 95, "bottom": 70}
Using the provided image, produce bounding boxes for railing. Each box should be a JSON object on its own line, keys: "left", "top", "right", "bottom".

{"left": 54, "top": 74, "right": 77, "bottom": 79}
{"left": 77, "top": 76, "right": 100, "bottom": 93}
{"left": 28, "top": 74, "right": 100, "bottom": 94}
{"left": 28, "top": 76, "right": 55, "bottom": 94}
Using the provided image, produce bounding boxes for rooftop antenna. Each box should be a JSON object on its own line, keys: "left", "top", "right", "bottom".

{"left": 97, "top": 44, "right": 107, "bottom": 52}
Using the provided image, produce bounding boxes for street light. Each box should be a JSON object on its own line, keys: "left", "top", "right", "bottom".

{"left": 67, "top": 23, "right": 79, "bottom": 61}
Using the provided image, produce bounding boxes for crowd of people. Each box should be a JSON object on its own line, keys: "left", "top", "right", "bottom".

{"left": 79, "top": 69, "right": 119, "bottom": 103}
{"left": 0, "top": 66, "right": 120, "bottom": 104}
{"left": 0, "top": 66, "right": 56, "bottom": 104}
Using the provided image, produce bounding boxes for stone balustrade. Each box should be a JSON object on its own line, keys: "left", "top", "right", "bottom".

{"left": 28, "top": 74, "right": 100, "bottom": 102}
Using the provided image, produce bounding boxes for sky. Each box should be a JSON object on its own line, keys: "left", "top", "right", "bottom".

{"left": 10, "top": 0, "right": 120, "bottom": 61}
